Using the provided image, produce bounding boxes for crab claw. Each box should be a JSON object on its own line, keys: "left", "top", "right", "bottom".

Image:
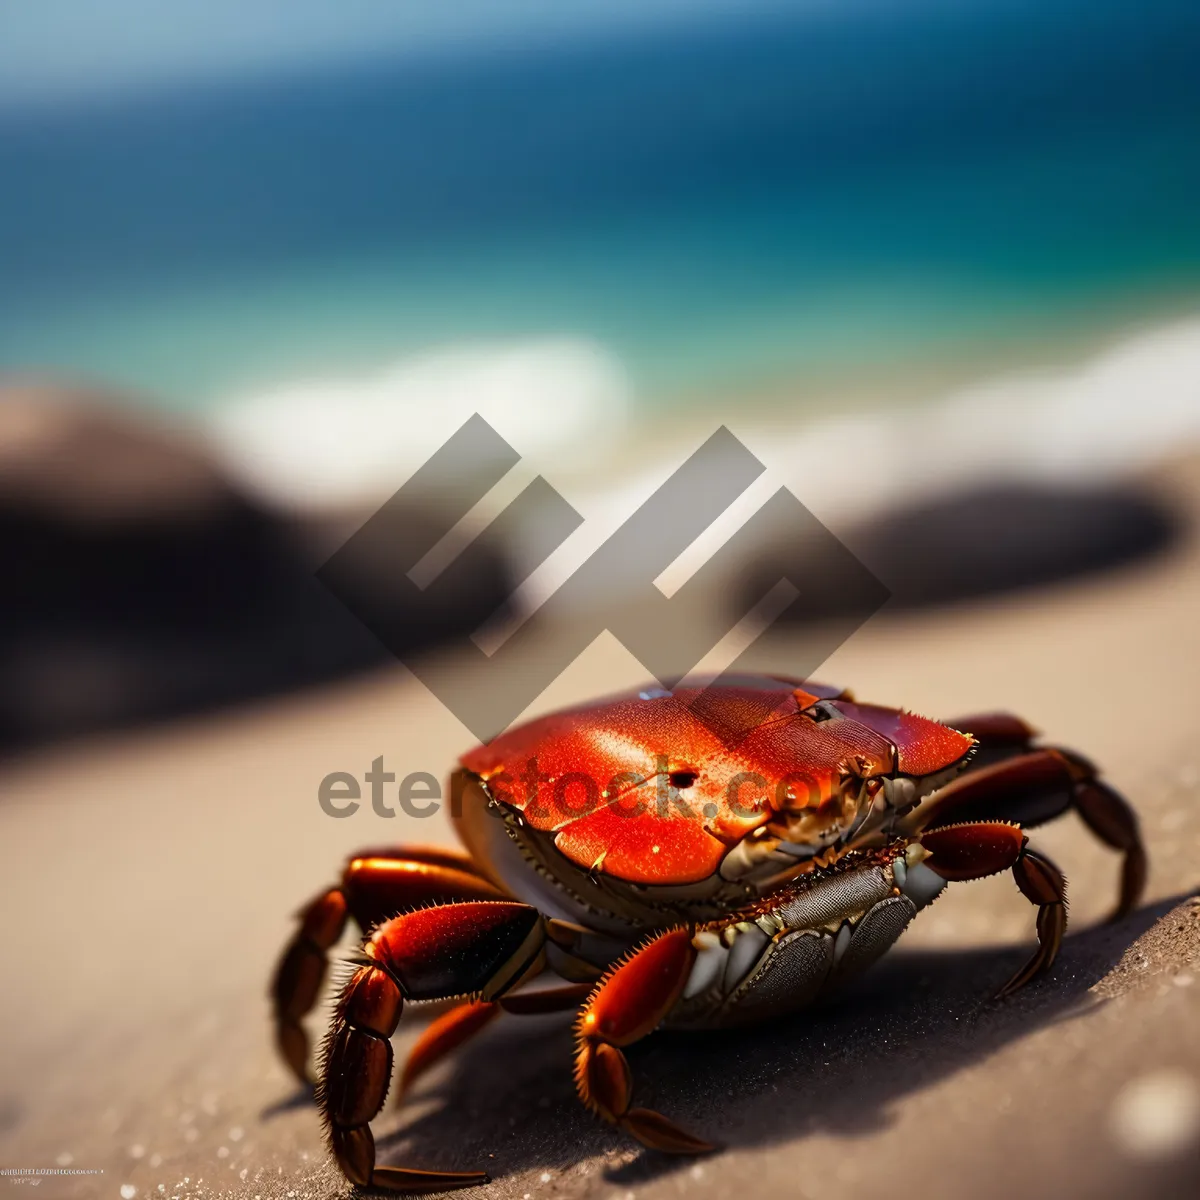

{"left": 833, "top": 702, "right": 974, "bottom": 778}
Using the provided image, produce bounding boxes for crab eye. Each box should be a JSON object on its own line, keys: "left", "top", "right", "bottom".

{"left": 669, "top": 770, "right": 699, "bottom": 790}
{"left": 806, "top": 701, "right": 840, "bottom": 723}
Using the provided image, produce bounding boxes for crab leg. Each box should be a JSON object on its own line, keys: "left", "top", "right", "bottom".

{"left": 908, "top": 739, "right": 1144, "bottom": 921}
{"left": 272, "top": 847, "right": 505, "bottom": 1083}
{"left": 574, "top": 928, "right": 714, "bottom": 1154}
{"left": 917, "top": 821, "right": 1067, "bottom": 998}
{"left": 272, "top": 885, "right": 350, "bottom": 1084}
{"left": 396, "top": 982, "right": 592, "bottom": 1099}
{"left": 937, "top": 711, "right": 1044, "bottom": 770}
{"left": 395, "top": 1001, "right": 501, "bottom": 1100}
{"left": 320, "top": 900, "right": 545, "bottom": 1191}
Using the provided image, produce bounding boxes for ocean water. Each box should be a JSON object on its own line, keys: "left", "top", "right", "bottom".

{"left": 2, "top": 0, "right": 1200, "bottom": 416}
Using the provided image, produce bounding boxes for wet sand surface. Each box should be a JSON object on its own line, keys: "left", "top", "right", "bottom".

{"left": 2, "top": 458, "right": 1199, "bottom": 1200}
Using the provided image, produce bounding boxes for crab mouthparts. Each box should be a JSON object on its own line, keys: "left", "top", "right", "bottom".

{"left": 773, "top": 759, "right": 969, "bottom": 855}
{"left": 876, "top": 761, "right": 966, "bottom": 811}
{"left": 719, "top": 754, "right": 972, "bottom": 884}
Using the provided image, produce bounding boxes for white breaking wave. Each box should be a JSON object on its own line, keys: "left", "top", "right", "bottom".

{"left": 494, "top": 313, "right": 1200, "bottom": 620}
{"left": 205, "top": 337, "right": 631, "bottom": 511}
{"left": 564, "top": 312, "right": 1200, "bottom": 547}
{"left": 757, "top": 313, "right": 1200, "bottom": 524}
{"left": 202, "top": 315, "right": 1200, "bottom": 620}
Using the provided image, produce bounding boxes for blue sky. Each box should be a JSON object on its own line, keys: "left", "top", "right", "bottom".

{"left": 0, "top": 0, "right": 816, "bottom": 110}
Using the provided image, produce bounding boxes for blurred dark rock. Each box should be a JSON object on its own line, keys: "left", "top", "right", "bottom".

{"left": 743, "top": 481, "right": 1181, "bottom": 620}
{"left": 0, "top": 382, "right": 509, "bottom": 753}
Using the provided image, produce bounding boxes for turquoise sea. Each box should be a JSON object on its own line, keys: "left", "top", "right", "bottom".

{"left": 2, "top": 0, "right": 1200, "bottom": 413}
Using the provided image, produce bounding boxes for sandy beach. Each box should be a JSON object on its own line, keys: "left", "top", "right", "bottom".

{"left": 2, "top": 436, "right": 1198, "bottom": 1200}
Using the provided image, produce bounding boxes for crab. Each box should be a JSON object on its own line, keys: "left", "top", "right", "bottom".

{"left": 271, "top": 676, "right": 1145, "bottom": 1191}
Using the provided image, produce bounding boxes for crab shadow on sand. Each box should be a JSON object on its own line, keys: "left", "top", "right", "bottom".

{"left": 365, "top": 891, "right": 1191, "bottom": 1190}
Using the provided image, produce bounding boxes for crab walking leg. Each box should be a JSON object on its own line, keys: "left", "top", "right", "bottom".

{"left": 396, "top": 1001, "right": 500, "bottom": 1100}
{"left": 909, "top": 743, "right": 1144, "bottom": 921}
{"left": 574, "top": 928, "right": 714, "bottom": 1155}
{"left": 272, "top": 848, "right": 506, "bottom": 1082}
{"left": 397, "top": 981, "right": 594, "bottom": 1100}
{"left": 320, "top": 900, "right": 546, "bottom": 1191}
{"left": 917, "top": 822, "right": 1068, "bottom": 998}
{"left": 937, "top": 711, "right": 1043, "bottom": 771}
{"left": 272, "top": 886, "right": 350, "bottom": 1083}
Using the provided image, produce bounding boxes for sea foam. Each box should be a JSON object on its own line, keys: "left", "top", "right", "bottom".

{"left": 206, "top": 337, "right": 631, "bottom": 511}
{"left": 496, "top": 313, "right": 1200, "bottom": 621}
{"left": 567, "top": 313, "right": 1200, "bottom": 545}
{"left": 768, "top": 313, "right": 1200, "bottom": 523}
{"left": 202, "top": 315, "right": 1200, "bottom": 620}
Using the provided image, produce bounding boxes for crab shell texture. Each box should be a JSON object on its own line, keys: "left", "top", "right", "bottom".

{"left": 456, "top": 675, "right": 974, "bottom": 927}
